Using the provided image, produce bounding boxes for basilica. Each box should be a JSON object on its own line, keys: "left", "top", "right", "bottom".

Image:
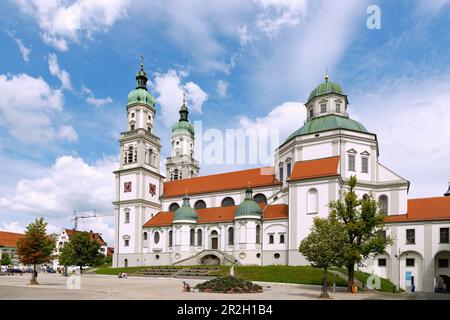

{"left": 113, "top": 63, "right": 450, "bottom": 293}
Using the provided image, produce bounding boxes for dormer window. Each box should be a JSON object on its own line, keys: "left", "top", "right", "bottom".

{"left": 320, "top": 103, "right": 327, "bottom": 114}
{"left": 309, "top": 108, "right": 314, "bottom": 118}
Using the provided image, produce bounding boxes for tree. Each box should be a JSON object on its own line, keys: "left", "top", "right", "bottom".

{"left": 329, "top": 175, "right": 392, "bottom": 292}
{"left": 16, "top": 218, "right": 55, "bottom": 285}
{"left": 299, "top": 215, "right": 349, "bottom": 298}
{"left": 58, "top": 231, "right": 104, "bottom": 273}
{"left": 1, "top": 253, "right": 11, "bottom": 266}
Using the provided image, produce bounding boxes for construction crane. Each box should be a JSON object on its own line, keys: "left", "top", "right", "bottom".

{"left": 71, "top": 210, "right": 113, "bottom": 231}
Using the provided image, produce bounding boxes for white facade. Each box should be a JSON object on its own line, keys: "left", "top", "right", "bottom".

{"left": 113, "top": 73, "right": 450, "bottom": 293}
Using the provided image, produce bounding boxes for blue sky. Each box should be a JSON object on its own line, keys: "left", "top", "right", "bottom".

{"left": 1, "top": 0, "right": 450, "bottom": 244}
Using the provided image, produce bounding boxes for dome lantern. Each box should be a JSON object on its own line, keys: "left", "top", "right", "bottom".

{"left": 235, "top": 187, "right": 263, "bottom": 219}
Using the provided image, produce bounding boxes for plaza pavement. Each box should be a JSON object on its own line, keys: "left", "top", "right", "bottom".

{"left": 0, "top": 273, "right": 425, "bottom": 300}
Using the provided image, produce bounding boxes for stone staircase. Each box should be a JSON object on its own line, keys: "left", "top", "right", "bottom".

{"left": 131, "top": 266, "right": 222, "bottom": 279}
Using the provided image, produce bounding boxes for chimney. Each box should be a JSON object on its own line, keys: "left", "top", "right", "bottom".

{"left": 445, "top": 180, "right": 450, "bottom": 197}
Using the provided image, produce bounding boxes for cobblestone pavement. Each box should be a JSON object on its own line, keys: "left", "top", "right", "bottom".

{"left": 0, "top": 273, "right": 415, "bottom": 300}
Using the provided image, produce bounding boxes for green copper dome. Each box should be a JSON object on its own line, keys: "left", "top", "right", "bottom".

{"left": 285, "top": 115, "right": 368, "bottom": 143}
{"left": 308, "top": 79, "right": 344, "bottom": 102}
{"left": 235, "top": 188, "right": 262, "bottom": 219}
{"left": 127, "top": 88, "right": 155, "bottom": 106}
{"left": 127, "top": 62, "right": 155, "bottom": 107}
{"left": 172, "top": 97, "right": 194, "bottom": 135}
{"left": 173, "top": 196, "right": 198, "bottom": 223}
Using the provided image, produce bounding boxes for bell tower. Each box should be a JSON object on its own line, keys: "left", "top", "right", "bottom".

{"left": 113, "top": 61, "right": 164, "bottom": 267}
{"left": 166, "top": 94, "right": 200, "bottom": 180}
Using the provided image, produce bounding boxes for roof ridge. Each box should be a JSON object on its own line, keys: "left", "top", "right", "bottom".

{"left": 165, "top": 166, "right": 274, "bottom": 183}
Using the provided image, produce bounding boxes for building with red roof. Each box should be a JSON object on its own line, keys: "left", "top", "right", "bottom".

{"left": 112, "top": 66, "right": 450, "bottom": 293}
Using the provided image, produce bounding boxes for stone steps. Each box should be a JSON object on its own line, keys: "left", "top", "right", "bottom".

{"left": 132, "top": 266, "right": 223, "bottom": 278}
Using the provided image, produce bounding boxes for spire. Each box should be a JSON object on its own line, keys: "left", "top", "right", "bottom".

{"left": 324, "top": 67, "right": 329, "bottom": 82}
{"left": 179, "top": 92, "right": 189, "bottom": 122}
{"left": 245, "top": 184, "right": 253, "bottom": 200}
{"left": 182, "top": 194, "right": 191, "bottom": 206}
{"left": 445, "top": 181, "right": 450, "bottom": 197}
{"left": 135, "top": 56, "right": 148, "bottom": 90}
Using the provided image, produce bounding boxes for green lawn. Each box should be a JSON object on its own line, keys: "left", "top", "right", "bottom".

{"left": 96, "top": 265, "right": 347, "bottom": 287}
{"left": 334, "top": 268, "right": 400, "bottom": 293}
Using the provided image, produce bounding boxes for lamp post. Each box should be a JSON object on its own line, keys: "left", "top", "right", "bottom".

{"left": 395, "top": 248, "right": 401, "bottom": 292}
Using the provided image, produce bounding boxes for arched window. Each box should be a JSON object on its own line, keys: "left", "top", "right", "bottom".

{"left": 174, "top": 169, "right": 179, "bottom": 180}
{"left": 143, "top": 232, "right": 148, "bottom": 240}
{"left": 124, "top": 259, "right": 128, "bottom": 267}
{"left": 194, "top": 200, "right": 206, "bottom": 209}
{"left": 154, "top": 231, "right": 160, "bottom": 244}
{"left": 169, "top": 203, "right": 180, "bottom": 212}
{"left": 363, "top": 194, "right": 370, "bottom": 201}
{"left": 124, "top": 211, "right": 130, "bottom": 223}
{"left": 379, "top": 195, "right": 388, "bottom": 214}
{"left": 280, "top": 234, "right": 285, "bottom": 244}
{"left": 149, "top": 149, "right": 153, "bottom": 166}
{"left": 190, "top": 229, "right": 195, "bottom": 246}
{"left": 168, "top": 230, "right": 173, "bottom": 247}
{"left": 269, "top": 234, "right": 274, "bottom": 244}
{"left": 307, "top": 188, "right": 319, "bottom": 214}
{"left": 228, "top": 227, "right": 234, "bottom": 245}
{"left": 127, "top": 146, "right": 133, "bottom": 163}
{"left": 211, "top": 230, "right": 219, "bottom": 249}
{"left": 197, "top": 229, "right": 202, "bottom": 246}
{"left": 253, "top": 193, "right": 267, "bottom": 204}
{"left": 221, "top": 197, "right": 235, "bottom": 207}
{"left": 256, "top": 225, "right": 261, "bottom": 244}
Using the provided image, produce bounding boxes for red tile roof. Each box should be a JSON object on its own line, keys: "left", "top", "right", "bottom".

{"left": 385, "top": 197, "right": 450, "bottom": 223}
{"left": 0, "top": 231, "right": 24, "bottom": 248}
{"left": 288, "top": 156, "right": 340, "bottom": 182}
{"left": 162, "top": 167, "right": 281, "bottom": 198}
{"left": 143, "top": 204, "right": 289, "bottom": 227}
{"left": 65, "top": 229, "right": 107, "bottom": 246}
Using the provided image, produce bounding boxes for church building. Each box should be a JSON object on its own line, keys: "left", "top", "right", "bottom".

{"left": 113, "top": 64, "right": 450, "bottom": 293}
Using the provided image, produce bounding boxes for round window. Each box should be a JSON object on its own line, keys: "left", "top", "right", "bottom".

{"left": 154, "top": 231, "right": 160, "bottom": 244}
{"left": 155, "top": 255, "right": 160, "bottom": 260}
{"left": 256, "top": 253, "right": 261, "bottom": 258}
{"left": 274, "top": 253, "right": 280, "bottom": 259}
{"left": 239, "top": 252, "right": 246, "bottom": 260}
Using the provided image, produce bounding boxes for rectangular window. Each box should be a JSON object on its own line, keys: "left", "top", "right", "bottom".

{"left": 125, "top": 212, "right": 130, "bottom": 224}
{"left": 378, "top": 258, "right": 387, "bottom": 267}
{"left": 336, "top": 103, "right": 341, "bottom": 113}
{"left": 130, "top": 124, "right": 135, "bottom": 130}
{"left": 287, "top": 162, "right": 292, "bottom": 177}
{"left": 279, "top": 167, "right": 284, "bottom": 182}
{"left": 320, "top": 104, "right": 327, "bottom": 113}
{"left": 124, "top": 239, "right": 129, "bottom": 247}
{"left": 348, "top": 155, "right": 355, "bottom": 171}
{"left": 361, "top": 157, "right": 369, "bottom": 173}
{"left": 440, "top": 228, "right": 449, "bottom": 243}
{"left": 406, "top": 258, "right": 415, "bottom": 267}
{"left": 439, "top": 259, "right": 449, "bottom": 268}
{"left": 309, "top": 108, "right": 314, "bottom": 118}
{"left": 379, "top": 230, "right": 387, "bottom": 239}
{"left": 406, "top": 229, "right": 415, "bottom": 244}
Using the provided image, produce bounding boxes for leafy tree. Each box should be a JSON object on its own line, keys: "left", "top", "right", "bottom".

{"left": 329, "top": 175, "right": 392, "bottom": 292}
{"left": 16, "top": 218, "right": 55, "bottom": 285}
{"left": 58, "top": 231, "right": 104, "bottom": 273}
{"left": 1, "top": 253, "right": 11, "bottom": 266}
{"left": 299, "top": 215, "right": 349, "bottom": 298}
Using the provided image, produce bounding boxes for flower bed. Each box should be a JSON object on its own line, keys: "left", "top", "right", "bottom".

{"left": 195, "top": 276, "right": 263, "bottom": 293}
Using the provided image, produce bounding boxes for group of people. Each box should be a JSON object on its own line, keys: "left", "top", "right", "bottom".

{"left": 118, "top": 272, "right": 128, "bottom": 278}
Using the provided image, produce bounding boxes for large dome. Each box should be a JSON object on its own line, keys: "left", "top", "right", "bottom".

{"left": 127, "top": 88, "right": 155, "bottom": 107}
{"left": 285, "top": 115, "right": 368, "bottom": 144}
{"left": 308, "top": 80, "right": 344, "bottom": 102}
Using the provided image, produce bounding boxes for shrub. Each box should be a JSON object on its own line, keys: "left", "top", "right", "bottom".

{"left": 195, "top": 276, "right": 263, "bottom": 293}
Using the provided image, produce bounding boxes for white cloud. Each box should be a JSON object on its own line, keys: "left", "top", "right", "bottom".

{"left": 237, "top": 25, "right": 252, "bottom": 46}
{"left": 239, "top": 101, "right": 305, "bottom": 142}
{"left": 0, "top": 73, "right": 73, "bottom": 144}
{"left": 15, "top": 0, "right": 130, "bottom": 51}
{"left": 48, "top": 53, "right": 72, "bottom": 90}
{"left": 81, "top": 86, "right": 113, "bottom": 107}
{"left": 6, "top": 30, "right": 31, "bottom": 63}
{"left": 255, "top": 0, "right": 309, "bottom": 36}
{"left": 0, "top": 221, "right": 60, "bottom": 235}
{"left": 57, "top": 125, "right": 78, "bottom": 142}
{"left": 153, "top": 69, "right": 208, "bottom": 126}
{"left": 216, "top": 80, "right": 229, "bottom": 98}
{"left": 0, "top": 155, "right": 117, "bottom": 217}
{"left": 353, "top": 76, "right": 450, "bottom": 198}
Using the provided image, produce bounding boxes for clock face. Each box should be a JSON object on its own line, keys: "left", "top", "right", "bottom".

{"left": 149, "top": 183, "right": 156, "bottom": 196}
{"left": 124, "top": 182, "right": 132, "bottom": 193}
